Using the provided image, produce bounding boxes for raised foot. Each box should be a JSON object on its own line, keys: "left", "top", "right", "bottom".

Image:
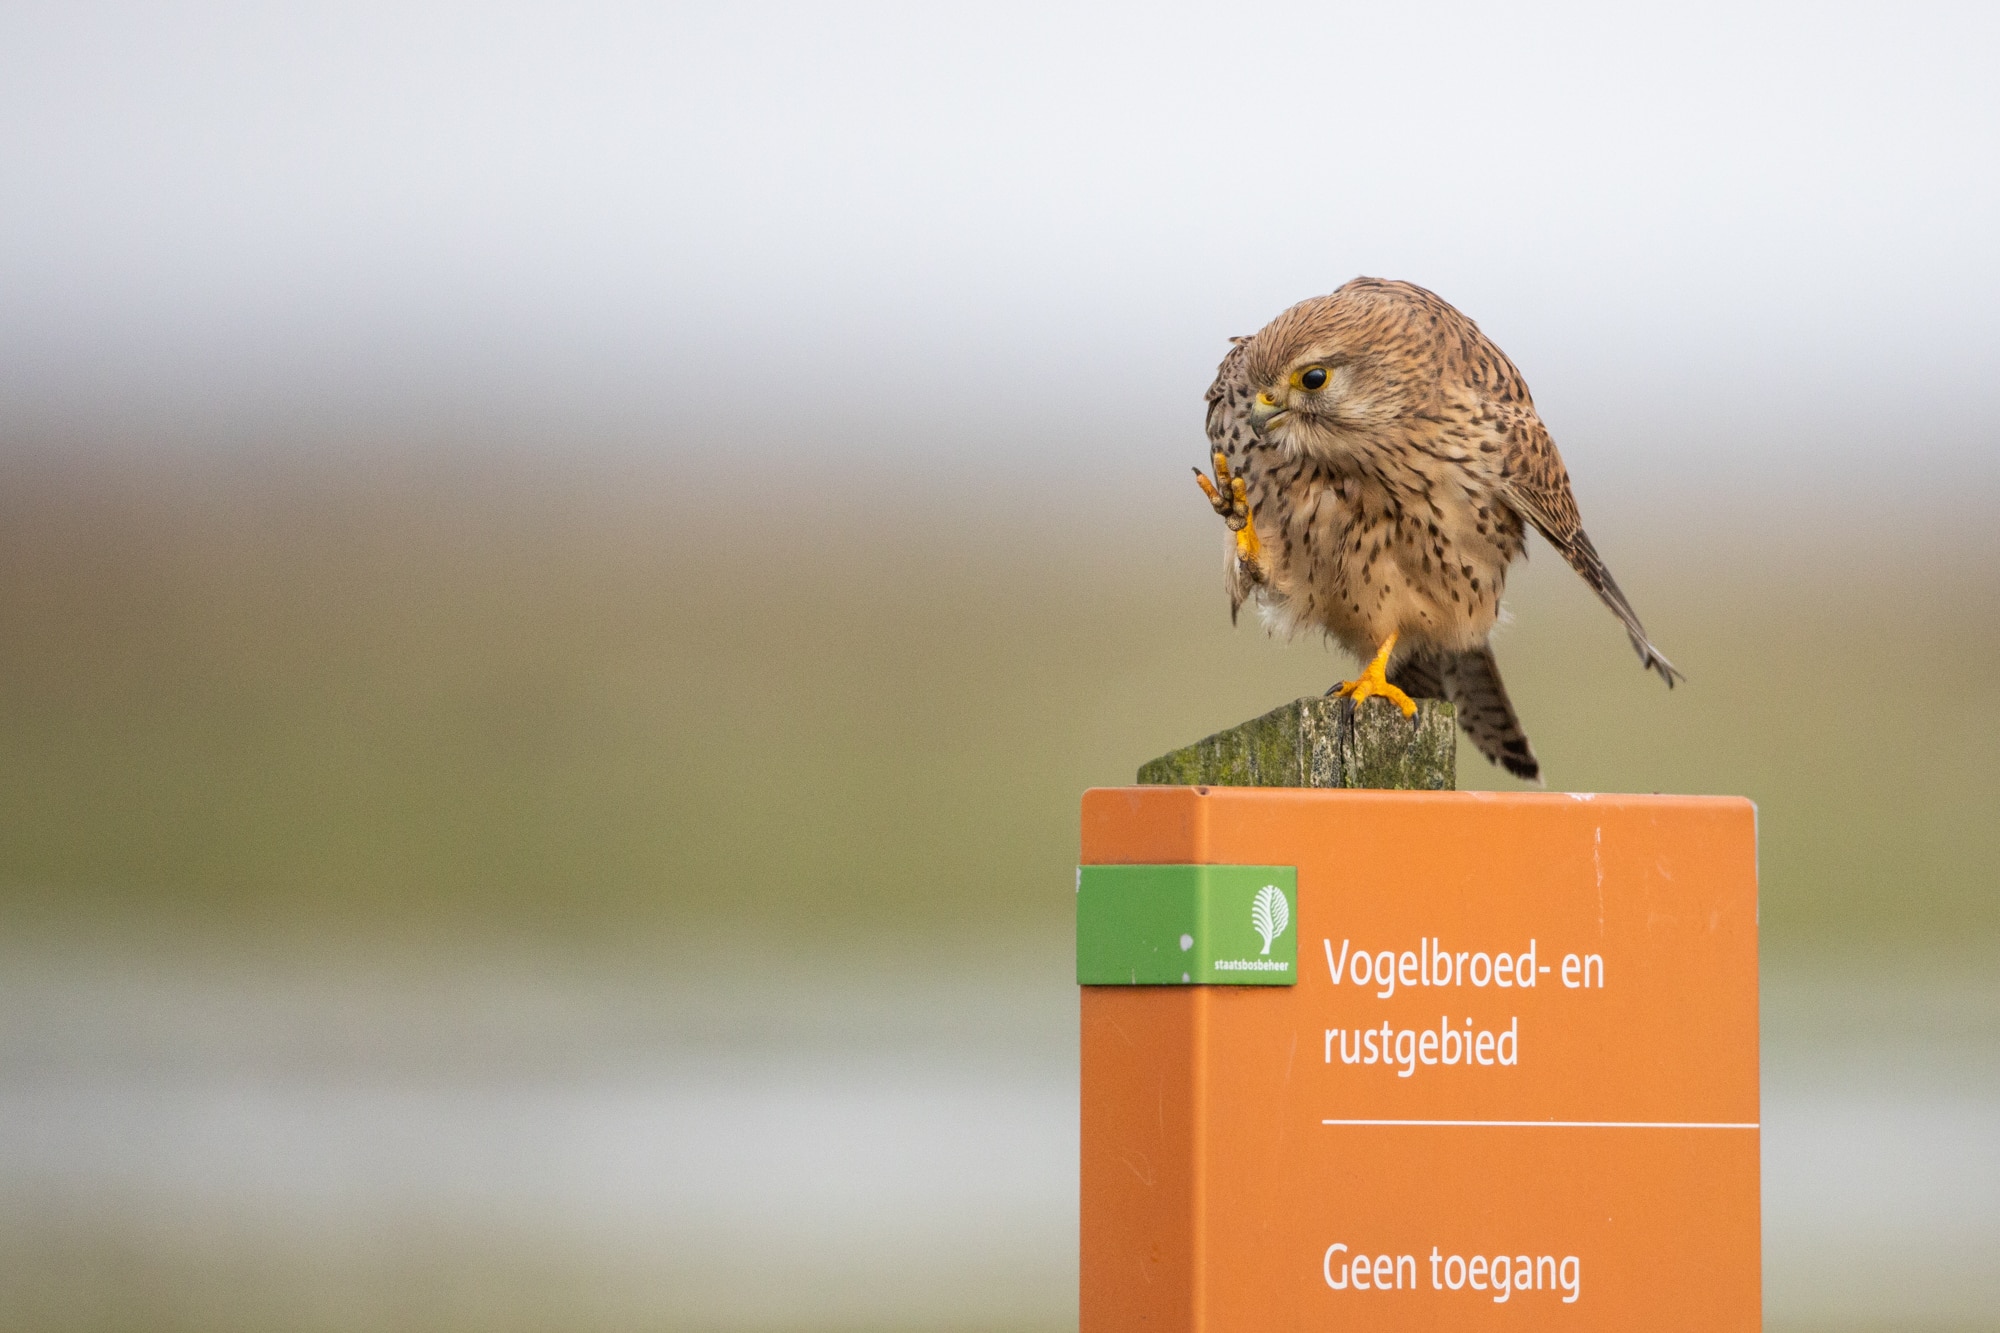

{"left": 1193, "top": 449, "right": 1261, "bottom": 564}
{"left": 1329, "top": 633, "right": 1417, "bottom": 718}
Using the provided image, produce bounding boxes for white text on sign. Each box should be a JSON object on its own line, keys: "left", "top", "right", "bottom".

{"left": 1324, "top": 1017, "right": 1518, "bottom": 1077}
{"left": 1322, "top": 1243, "right": 1581, "bottom": 1304}
{"left": 1322, "top": 938, "right": 1604, "bottom": 999}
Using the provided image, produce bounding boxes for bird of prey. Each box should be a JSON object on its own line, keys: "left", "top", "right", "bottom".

{"left": 1195, "top": 278, "right": 1678, "bottom": 783}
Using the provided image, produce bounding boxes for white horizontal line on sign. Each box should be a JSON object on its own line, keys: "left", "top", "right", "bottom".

{"left": 1320, "top": 1118, "right": 1759, "bottom": 1129}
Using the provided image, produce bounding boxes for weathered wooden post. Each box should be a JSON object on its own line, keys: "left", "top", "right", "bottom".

{"left": 1136, "top": 696, "right": 1459, "bottom": 791}
{"left": 1078, "top": 697, "right": 1760, "bottom": 1329}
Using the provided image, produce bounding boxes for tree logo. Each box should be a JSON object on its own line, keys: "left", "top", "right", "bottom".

{"left": 1251, "top": 885, "right": 1290, "bottom": 956}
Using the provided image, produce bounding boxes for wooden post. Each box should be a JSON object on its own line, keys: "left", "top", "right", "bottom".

{"left": 1136, "top": 697, "right": 1456, "bottom": 791}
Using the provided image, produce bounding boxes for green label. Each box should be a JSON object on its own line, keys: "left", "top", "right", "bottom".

{"left": 1076, "top": 864, "right": 1298, "bottom": 986}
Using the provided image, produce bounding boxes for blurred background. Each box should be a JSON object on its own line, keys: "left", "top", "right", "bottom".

{"left": 2, "top": 2, "right": 1997, "bottom": 1330}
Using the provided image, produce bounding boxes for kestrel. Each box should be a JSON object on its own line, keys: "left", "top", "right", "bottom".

{"left": 1196, "top": 278, "right": 1679, "bottom": 783}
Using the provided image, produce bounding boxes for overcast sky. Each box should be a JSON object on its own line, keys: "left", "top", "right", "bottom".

{"left": 2, "top": 1, "right": 1996, "bottom": 504}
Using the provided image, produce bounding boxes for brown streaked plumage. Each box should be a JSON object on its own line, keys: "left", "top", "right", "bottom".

{"left": 1199, "top": 278, "right": 1679, "bottom": 783}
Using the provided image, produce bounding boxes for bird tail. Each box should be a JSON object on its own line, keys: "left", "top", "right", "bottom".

{"left": 1561, "top": 529, "right": 1683, "bottom": 686}
{"left": 1391, "top": 646, "right": 1541, "bottom": 785}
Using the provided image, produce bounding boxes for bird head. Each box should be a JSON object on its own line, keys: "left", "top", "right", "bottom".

{"left": 1242, "top": 280, "right": 1442, "bottom": 460}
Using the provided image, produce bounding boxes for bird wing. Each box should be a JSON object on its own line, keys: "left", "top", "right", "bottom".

{"left": 1497, "top": 413, "right": 1683, "bottom": 686}
{"left": 1204, "top": 338, "right": 1268, "bottom": 622}
{"left": 1204, "top": 338, "right": 1260, "bottom": 477}
{"left": 1391, "top": 646, "right": 1541, "bottom": 784}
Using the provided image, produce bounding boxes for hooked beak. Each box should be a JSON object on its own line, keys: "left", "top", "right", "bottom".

{"left": 1248, "top": 391, "right": 1289, "bottom": 433}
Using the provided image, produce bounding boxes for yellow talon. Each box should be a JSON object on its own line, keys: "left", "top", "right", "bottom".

{"left": 1193, "top": 452, "right": 1262, "bottom": 565}
{"left": 1332, "top": 633, "right": 1417, "bottom": 718}
{"left": 1230, "top": 478, "right": 1261, "bottom": 561}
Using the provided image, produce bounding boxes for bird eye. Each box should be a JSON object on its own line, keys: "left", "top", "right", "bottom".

{"left": 1297, "top": 366, "right": 1329, "bottom": 391}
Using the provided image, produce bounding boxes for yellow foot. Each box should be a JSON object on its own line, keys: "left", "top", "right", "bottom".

{"left": 1331, "top": 633, "right": 1417, "bottom": 718}
{"left": 1193, "top": 449, "right": 1262, "bottom": 564}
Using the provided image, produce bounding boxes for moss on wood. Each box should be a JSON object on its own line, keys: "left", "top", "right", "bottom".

{"left": 1137, "top": 696, "right": 1456, "bottom": 790}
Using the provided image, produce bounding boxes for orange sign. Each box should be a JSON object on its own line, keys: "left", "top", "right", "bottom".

{"left": 1080, "top": 786, "right": 1759, "bottom": 1331}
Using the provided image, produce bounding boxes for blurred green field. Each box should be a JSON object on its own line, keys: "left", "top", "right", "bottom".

{"left": 0, "top": 449, "right": 1994, "bottom": 964}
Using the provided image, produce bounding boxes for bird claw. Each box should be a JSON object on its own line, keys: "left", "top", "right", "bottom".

{"left": 1329, "top": 633, "right": 1418, "bottom": 718}
{"left": 1331, "top": 674, "right": 1418, "bottom": 719}
{"left": 1194, "top": 450, "right": 1262, "bottom": 563}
